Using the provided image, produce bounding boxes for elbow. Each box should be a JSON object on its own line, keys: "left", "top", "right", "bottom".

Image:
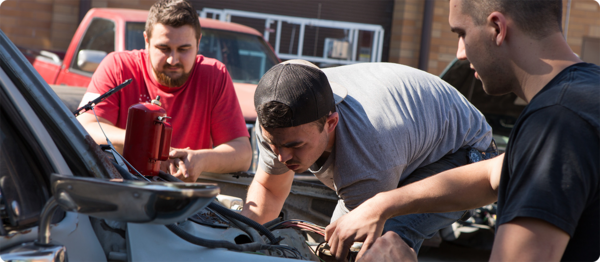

{"left": 234, "top": 137, "right": 253, "bottom": 172}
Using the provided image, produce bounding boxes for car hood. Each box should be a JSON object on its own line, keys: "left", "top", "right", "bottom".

{"left": 233, "top": 82, "right": 258, "bottom": 122}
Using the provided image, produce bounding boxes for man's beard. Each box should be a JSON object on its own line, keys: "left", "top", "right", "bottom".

{"left": 149, "top": 56, "right": 192, "bottom": 88}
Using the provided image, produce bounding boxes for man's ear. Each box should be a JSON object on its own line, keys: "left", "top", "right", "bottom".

{"left": 144, "top": 31, "right": 149, "bottom": 49}
{"left": 325, "top": 112, "right": 339, "bottom": 134}
{"left": 488, "top": 11, "right": 507, "bottom": 46}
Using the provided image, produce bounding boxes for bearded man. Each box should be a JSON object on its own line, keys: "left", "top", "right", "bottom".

{"left": 78, "top": 0, "right": 251, "bottom": 182}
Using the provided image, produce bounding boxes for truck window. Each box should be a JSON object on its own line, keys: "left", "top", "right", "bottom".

{"left": 200, "top": 29, "right": 279, "bottom": 84}
{"left": 125, "top": 23, "right": 279, "bottom": 84}
{"left": 72, "top": 18, "right": 115, "bottom": 73}
{"left": 126, "top": 22, "right": 146, "bottom": 51}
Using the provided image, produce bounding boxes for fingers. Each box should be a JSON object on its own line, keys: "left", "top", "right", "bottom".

{"left": 169, "top": 149, "right": 186, "bottom": 158}
{"left": 325, "top": 221, "right": 337, "bottom": 241}
{"left": 328, "top": 228, "right": 353, "bottom": 262}
{"left": 159, "top": 160, "right": 170, "bottom": 173}
{"left": 168, "top": 149, "right": 190, "bottom": 179}
{"left": 169, "top": 160, "right": 178, "bottom": 176}
{"left": 178, "top": 158, "right": 188, "bottom": 179}
{"left": 356, "top": 235, "right": 375, "bottom": 261}
{"left": 333, "top": 236, "right": 352, "bottom": 262}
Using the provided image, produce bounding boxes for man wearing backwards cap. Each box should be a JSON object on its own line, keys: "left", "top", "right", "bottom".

{"left": 242, "top": 59, "right": 496, "bottom": 259}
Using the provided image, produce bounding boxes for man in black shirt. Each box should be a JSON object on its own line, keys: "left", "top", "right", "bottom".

{"left": 324, "top": 0, "right": 599, "bottom": 261}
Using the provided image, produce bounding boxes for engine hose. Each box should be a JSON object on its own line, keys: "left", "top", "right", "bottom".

{"left": 208, "top": 202, "right": 280, "bottom": 244}
{"left": 165, "top": 224, "right": 271, "bottom": 252}
{"left": 156, "top": 171, "right": 281, "bottom": 244}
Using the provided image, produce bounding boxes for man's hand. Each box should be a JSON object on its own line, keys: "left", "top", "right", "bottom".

{"left": 164, "top": 147, "right": 204, "bottom": 182}
{"left": 325, "top": 194, "right": 388, "bottom": 261}
{"left": 159, "top": 147, "right": 189, "bottom": 178}
{"left": 358, "top": 231, "right": 417, "bottom": 262}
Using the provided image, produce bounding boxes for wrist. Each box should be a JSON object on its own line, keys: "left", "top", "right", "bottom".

{"left": 371, "top": 192, "right": 394, "bottom": 221}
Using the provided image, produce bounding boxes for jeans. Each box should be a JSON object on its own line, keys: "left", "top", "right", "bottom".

{"left": 331, "top": 141, "right": 497, "bottom": 253}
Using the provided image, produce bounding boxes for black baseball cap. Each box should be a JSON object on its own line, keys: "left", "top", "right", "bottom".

{"left": 254, "top": 60, "right": 347, "bottom": 127}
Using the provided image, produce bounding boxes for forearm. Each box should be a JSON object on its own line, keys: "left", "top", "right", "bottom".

{"left": 196, "top": 137, "right": 252, "bottom": 173}
{"left": 78, "top": 113, "right": 125, "bottom": 153}
{"left": 378, "top": 154, "right": 504, "bottom": 220}
{"left": 242, "top": 180, "right": 287, "bottom": 224}
{"left": 241, "top": 169, "right": 294, "bottom": 224}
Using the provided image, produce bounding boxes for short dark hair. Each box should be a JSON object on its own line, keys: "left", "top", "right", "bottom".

{"left": 146, "top": 0, "right": 202, "bottom": 43}
{"left": 258, "top": 101, "right": 330, "bottom": 132}
{"left": 461, "top": 0, "right": 562, "bottom": 39}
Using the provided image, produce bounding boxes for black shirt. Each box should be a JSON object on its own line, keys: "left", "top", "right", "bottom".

{"left": 497, "top": 63, "right": 600, "bottom": 261}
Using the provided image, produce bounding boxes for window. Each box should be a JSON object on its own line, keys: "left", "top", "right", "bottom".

{"left": 126, "top": 22, "right": 146, "bottom": 51}
{"left": 199, "top": 29, "right": 279, "bottom": 84}
{"left": 71, "top": 18, "right": 115, "bottom": 73}
{"left": 124, "top": 23, "right": 279, "bottom": 84}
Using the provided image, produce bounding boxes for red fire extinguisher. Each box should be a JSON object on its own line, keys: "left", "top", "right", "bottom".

{"left": 123, "top": 96, "right": 172, "bottom": 176}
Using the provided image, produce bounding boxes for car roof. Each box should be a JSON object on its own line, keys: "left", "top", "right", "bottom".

{"left": 88, "top": 8, "right": 263, "bottom": 36}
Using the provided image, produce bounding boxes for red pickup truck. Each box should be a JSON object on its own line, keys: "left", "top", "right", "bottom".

{"left": 22, "top": 7, "right": 280, "bottom": 123}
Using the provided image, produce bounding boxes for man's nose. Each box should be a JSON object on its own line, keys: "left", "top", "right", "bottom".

{"left": 166, "top": 50, "right": 179, "bottom": 65}
{"left": 456, "top": 37, "right": 467, "bottom": 60}
{"left": 276, "top": 147, "right": 292, "bottom": 163}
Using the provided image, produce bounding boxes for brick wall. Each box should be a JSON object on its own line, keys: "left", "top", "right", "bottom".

{"left": 388, "top": 0, "right": 600, "bottom": 75}
{"left": 0, "top": 0, "right": 56, "bottom": 49}
{"left": 1, "top": 0, "right": 598, "bottom": 71}
{"left": 0, "top": 0, "right": 154, "bottom": 51}
{"left": 388, "top": 0, "right": 423, "bottom": 67}
{"left": 564, "top": 0, "right": 600, "bottom": 57}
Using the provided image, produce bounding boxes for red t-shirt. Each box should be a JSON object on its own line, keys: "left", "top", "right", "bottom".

{"left": 86, "top": 50, "right": 248, "bottom": 150}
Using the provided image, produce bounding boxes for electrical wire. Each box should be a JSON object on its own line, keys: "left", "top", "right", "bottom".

{"left": 268, "top": 219, "right": 326, "bottom": 236}
{"left": 91, "top": 106, "right": 150, "bottom": 182}
{"left": 305, "top": 241, "right": 327, "bottom": 262}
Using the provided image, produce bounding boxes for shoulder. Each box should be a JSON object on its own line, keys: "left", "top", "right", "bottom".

{"left": 194, "top": 55, "right": 228, "bottom": 74}
{"left": 99, "top": 50, "right": 146, "bottom": 74}
{"left": 106, "top": 50, "right": 145, "bottom": 64}
{"left": 522, "top": 63, "right": 600, "bottom": 134}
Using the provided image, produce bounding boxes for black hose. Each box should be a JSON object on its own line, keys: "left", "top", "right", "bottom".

{"left": 262, "top": 217, "right": 283, "bottom": 229}
{"left": 207, "top": 202, "right": 280, "bottom": 244}
{"left": 165, "top": 224, "right": 271, "bottom": 252}
{"left": 157, "top": 171, "right": 281, "bottom": 244}
{"left": 157, "top": 170, "right": 180, "bottom": 182}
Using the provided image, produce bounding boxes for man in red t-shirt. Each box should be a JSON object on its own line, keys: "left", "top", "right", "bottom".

{"left": 78, "top": 0, "right": 251, "bottom": 182}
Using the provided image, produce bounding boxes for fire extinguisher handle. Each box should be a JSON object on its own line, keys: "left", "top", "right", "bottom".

{"left": 158, "top": 122, "right": 173, "bottom": 161}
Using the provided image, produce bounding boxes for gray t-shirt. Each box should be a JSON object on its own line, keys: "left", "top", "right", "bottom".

{"left": 257, "top": 63, "right": 492, "bottom": 209}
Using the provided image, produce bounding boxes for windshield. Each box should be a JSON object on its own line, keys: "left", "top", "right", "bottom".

{"left": 126, "top": 22, "right": 279, "bottom": 84}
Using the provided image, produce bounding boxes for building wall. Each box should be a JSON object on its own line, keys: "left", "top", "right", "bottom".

{"left": 0, "top": 0, "right": 79, "bottom": 51}
{"left": 389, "top": 0, "right": 600, "bottom": 75}
{"left": 1, "top": 0, "right": 598, "bottom": 74}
